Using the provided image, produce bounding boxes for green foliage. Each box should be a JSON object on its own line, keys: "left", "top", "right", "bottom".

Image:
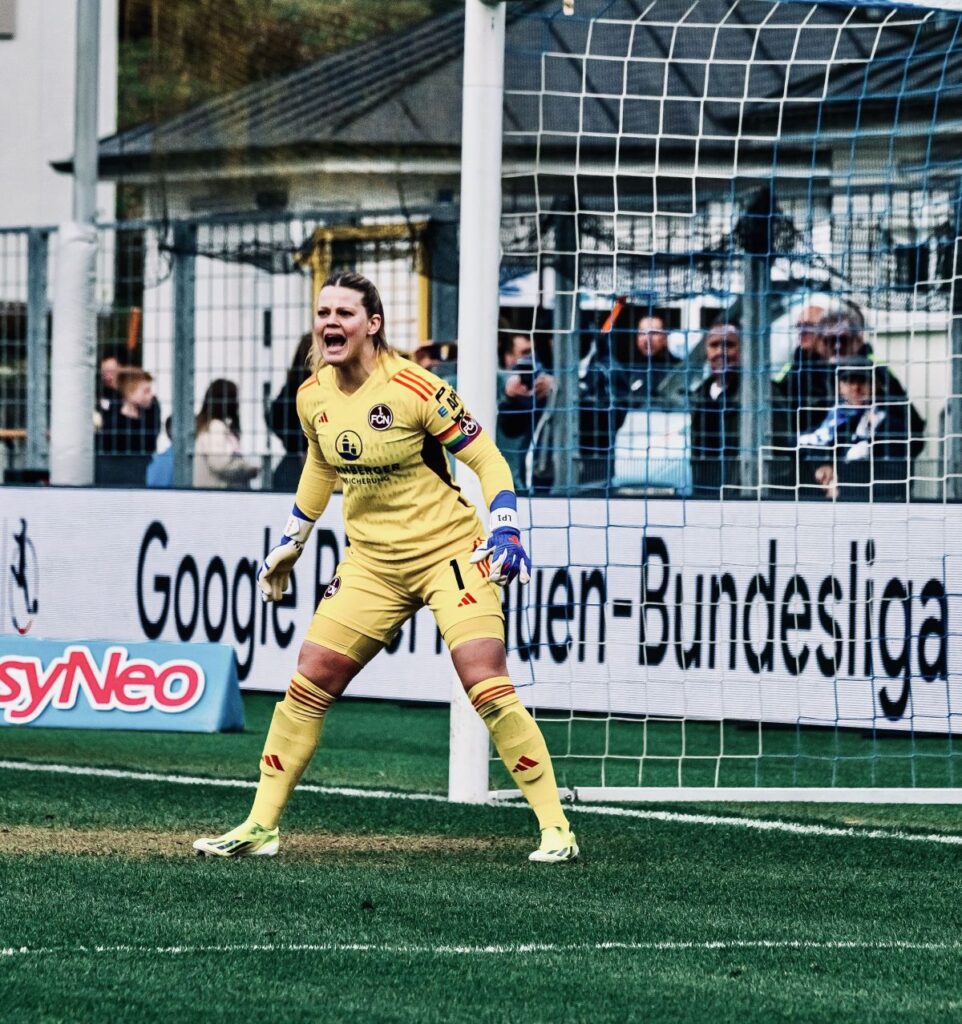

{"left": 118, "top": 0, "right": 464, "bottom": 130}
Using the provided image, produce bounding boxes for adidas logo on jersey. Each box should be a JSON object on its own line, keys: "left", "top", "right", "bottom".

{"left": 457, "top": 593, "right": 478, "bottom": 607}
{"left": 317, "top": 411, "right": 328, "bottom": 424}
{"left": 511, "top": 755, "right": 540, "bottom": 774}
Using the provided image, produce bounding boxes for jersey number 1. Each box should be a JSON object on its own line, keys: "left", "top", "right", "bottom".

{"left": 449, "top": 559, "right": 465, "bottom": 591}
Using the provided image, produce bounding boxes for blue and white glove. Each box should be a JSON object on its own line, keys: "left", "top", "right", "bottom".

{"left": 470, "top": 490, "right": 531, "bottom": 586}
{"left": 257, "top": 505, "right": 315, "bottom": 602}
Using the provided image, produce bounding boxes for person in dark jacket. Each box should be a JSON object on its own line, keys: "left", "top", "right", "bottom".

{"left": 579, "top": 315, "right": 687, "bottom": 488}
{"left": 617, "top": 316, "right": 687, "bottom": 412}
{"left": 97, "top": 344, "right": 128, "bottom": 421}
{"left": 96, "top": 368, "right": 161, "bottom": 486}
{"left": 772, "top": 304, "right": 834, "bottom": 447}
{"left": 817, "top": 303, "right": 926, "bottom": 462}
{"left": 268, "top": 332, "right": 313, "bottom": 491}
{"left": 799, "top": 356, "right": 911, "bottom": 502}
{"left": 496, "top": 332, "right": 553, "bottom": 492}
{"left": 690, "top": 321, "right": 742, "bottom": 496}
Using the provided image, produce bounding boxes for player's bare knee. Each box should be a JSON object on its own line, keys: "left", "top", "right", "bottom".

{"left": 450, "top": 634, "right": 508, "bottom": 688}
{"left": 296, "top": 640, "right": 359, "bottom": 697}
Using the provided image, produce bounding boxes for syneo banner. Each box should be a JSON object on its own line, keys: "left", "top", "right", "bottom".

{"left": 0, "top": 637, "right": 244, "bottom": 732}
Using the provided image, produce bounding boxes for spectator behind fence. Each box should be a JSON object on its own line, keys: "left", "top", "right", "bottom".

{"left": 617, "top": 316, "right": 687, "bottom": 411}
{"left": 690, "top": 320, "right": 742, "bottom": 496}
{"left": 772, "top": 303, "right": 834, "bottom": 447}
{"left": 193, "top": 379, "right": 260, "bottom": 490}
{"left": 413, "top": 340, "right": 458, "bottom": 387}
{"left": 95, "top": 368, "right": 161, "bottom": 487}
{"left": 496, "top": 332, "right": 553, "bottom": 492}
{"left": 268, "top": 332, "right": 313, "bottom": 492}
{"left": 817, "top": 302, "right": 926, "bottom": 461}
{"left": 798, "top": 356, "right": 911, "bottom": 502}
{"left": 146, "top": 416, "right": 174, "bottom": 488}
{"left": 97, "top": 344, "right": 127, "bottom": 421}
{"left": 579, "top": 312, "right": 688, "bottom": 488}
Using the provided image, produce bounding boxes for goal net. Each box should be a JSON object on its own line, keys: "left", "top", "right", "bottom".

{"left": 489, "top": 0, "right": 962, "bottom": 801}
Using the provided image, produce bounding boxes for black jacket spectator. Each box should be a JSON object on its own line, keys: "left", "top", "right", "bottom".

{"left": 95, "top": 368, "right": 161, "bottom": 487}
{"left": 799, "top": 359, "right": 912, "bottom": 502}
{"left": 689, "top": 321, "right": 743, "bottom": 496}
{"left": 98, "top": 399, "right": 161, "bottom": 457}
{"left": 268, "top": 333, "right": 313, "bottom": 492}
{"left": 615, "top": 349, "right": 688, "bottom": 413}
{"left": 772, "top": 346, "right": 835, "bottom": 446}
{"left": 856, "top": 343, "right": 926, "bottom": 461}
{"left": 690, "top": 374, "right": 742, "bottom": 495}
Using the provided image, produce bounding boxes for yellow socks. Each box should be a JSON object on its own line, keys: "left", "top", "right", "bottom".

{"left": 248, "top": 672, "right": 335, "bottom": 829}
{"left": 468, "top": 677, "right": 569, "bottom": 831}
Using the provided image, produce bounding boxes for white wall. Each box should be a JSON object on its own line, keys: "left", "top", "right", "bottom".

{"left": 0, "top": 0, "right": 117, "bottom": 228}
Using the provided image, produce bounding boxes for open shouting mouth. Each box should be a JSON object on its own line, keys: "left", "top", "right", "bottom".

{"left": 324, "top": 333, "right": 347, "bottom": 356}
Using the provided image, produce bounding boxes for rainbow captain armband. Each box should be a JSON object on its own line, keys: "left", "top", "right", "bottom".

{"left": 437, "top": 411, "right": 482, "bottom": 453}
{"left": 469, "top": 490, "right": 532, "bottom": 586}
{"left": 257, "top": 505, "right": 316, "bottom": 603}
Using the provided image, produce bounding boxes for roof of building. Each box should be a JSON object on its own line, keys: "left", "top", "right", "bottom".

{"left": 60, "top": 0, "right": 962, "bottom": 179}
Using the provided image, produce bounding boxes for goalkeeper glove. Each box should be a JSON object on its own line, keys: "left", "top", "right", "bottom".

{"left": 470, "top": 490, "right": 531, "bottom": 586}
{"left": 257, "top": 505, "right": 315, "bottom": 602}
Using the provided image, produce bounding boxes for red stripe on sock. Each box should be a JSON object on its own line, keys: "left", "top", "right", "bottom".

{"left": 290, "top": 681, "right": 333, "bottom": 712}
{"left": 471, "top": 684, "right": 516, "bottom": 708}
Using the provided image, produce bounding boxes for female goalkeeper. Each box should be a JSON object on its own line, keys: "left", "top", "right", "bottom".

{"left": 194, "top": 272, "right": 578, "bottom": 863}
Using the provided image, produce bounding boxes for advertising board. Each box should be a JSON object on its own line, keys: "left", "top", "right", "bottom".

{"left": 0, "top": 488, "right": 957, "bottom": 733}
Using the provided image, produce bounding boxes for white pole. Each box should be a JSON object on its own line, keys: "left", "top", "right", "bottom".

{"left": 50, "top": 0, "right": 101, "bottom": 486}
{"left": 49, "top": 223, "right": 98, "bottom": 485}
{"left": 448, "top": 0, "right": 506, "bottom": 804}
{"left": 73, "top": 0, "right": 101, "bottom": 224}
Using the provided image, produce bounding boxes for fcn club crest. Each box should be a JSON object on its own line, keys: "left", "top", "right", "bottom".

{"left": 323, "top": 576, "right": 341, "bottom": 600}
{"left": 368, "top": 404, "right": 394, "bottom": 431}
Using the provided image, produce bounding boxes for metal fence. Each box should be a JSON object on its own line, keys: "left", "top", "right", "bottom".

{"left": 0, "top": 209, "right": 446, "bottom": 490}
{"left": 0, "top": 200, "right": 959, "bottom": 501}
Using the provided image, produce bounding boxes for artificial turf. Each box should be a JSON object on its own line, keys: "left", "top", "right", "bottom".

{"left": 2, "top": 695, "right": 962, "bottom": 1023}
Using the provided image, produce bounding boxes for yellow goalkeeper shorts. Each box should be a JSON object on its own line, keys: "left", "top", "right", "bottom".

{"left": 306, "top": 543, "right": 505, "bottom": 664}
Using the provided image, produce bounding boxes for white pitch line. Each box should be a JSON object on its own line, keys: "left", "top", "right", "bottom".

{"left": 2, "top": 759, "right": 962, "bottom": 847}
{"left": 2, "top": 939, "right": 961, "bottom": 960}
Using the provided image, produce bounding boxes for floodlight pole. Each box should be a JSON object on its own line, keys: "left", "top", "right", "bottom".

{"left": 50, "top": 0, "right": 101, "bottom": 486}
{"left": 73, "top": 0, "right": 101, "bottom": 224}
{"left": 449, "top": 0, "right": 506, "bottom": 804}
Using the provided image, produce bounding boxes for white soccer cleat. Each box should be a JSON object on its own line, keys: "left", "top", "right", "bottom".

{"left": 528, "top": 825, "right": 579, "bottom": 863}
{"left": 193, "top": 821, "right": 279, "bottom": 858}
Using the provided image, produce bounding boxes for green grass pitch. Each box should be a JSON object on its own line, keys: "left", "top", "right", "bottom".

{"left": 2, "top": 694, "right": 962, "bottom": 1023}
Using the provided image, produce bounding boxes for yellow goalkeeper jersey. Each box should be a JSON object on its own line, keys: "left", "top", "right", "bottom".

{"left": 293, "top": 350, "right": 514, "bottom": 565}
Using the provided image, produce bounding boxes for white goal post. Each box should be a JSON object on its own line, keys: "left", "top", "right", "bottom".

{"left": 452, "top": 0, "right": 962, "bottom": 804}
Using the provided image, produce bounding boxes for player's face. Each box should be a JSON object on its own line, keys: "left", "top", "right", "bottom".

{"left": 314, "top": 286, "right": 381, "bottom": 368}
